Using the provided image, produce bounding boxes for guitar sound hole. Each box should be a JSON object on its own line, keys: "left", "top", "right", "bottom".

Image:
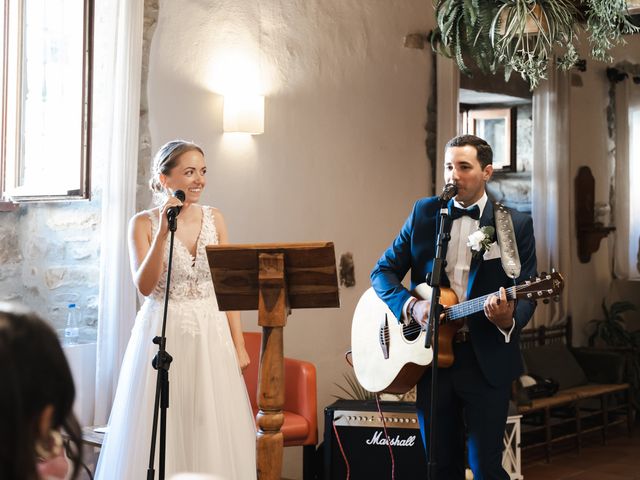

{"left": 402, "top": 322, "right": 420, "bottom": 341}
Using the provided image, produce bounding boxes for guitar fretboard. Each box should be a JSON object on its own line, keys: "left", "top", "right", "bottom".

{"left": 444, "top": 286, "right": 516, "bottom": 321}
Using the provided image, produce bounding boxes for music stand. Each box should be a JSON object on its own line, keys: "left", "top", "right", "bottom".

{"left": 206, "top": 241, "right": 339, "bottom": 480}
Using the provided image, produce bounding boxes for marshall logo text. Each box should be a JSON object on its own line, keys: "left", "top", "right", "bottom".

{"left": 365, "top": 430, "right": 417, "bottom": 447}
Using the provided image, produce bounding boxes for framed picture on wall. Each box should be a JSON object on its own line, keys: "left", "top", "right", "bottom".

{"left": 462, "top": 107, "right": 517, "bottom": 171}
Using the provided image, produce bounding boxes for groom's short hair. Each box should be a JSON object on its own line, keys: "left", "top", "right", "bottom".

{"left": 445, "top": 135, "right": 493, "bottom": 169}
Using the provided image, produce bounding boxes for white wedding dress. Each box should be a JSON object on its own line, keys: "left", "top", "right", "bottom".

{"left": 95, "top": 206, "right": 256, "bottom": 480}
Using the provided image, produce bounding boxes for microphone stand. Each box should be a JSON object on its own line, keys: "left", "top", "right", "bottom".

{"left": 424, "top": 199, "right": 453, "bottom": 480}
{"left": 147, "top": 210, "right": 178, "bottom": 480}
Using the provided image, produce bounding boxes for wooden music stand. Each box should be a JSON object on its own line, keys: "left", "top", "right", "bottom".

{"left": 206, "top": 241, "right": 339, "bottom": 480}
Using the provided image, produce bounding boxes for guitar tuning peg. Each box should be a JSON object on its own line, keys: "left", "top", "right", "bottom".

{"left": 543, "top": 299, "right": 550, "bottom": 304}
{"left": 554, "top": 295, "right": 560, "bottom": 303}
{"left": 551, "top": 267, "right": 556, "bottom": 273}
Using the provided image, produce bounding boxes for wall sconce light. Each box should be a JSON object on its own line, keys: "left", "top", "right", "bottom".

{"left": 223, "top": 95, "right": 264, "bottom": 135}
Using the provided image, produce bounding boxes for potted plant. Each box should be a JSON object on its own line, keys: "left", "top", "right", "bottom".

{"left": 586, "top": 298, "right": 640, "bottom": 411}
{"left": 431, "top": 0, "right": 640, "bottom": 90}
{"left": 333, "top": 371, "right": 417, "bottom": 402}
{"left": 584, "top": 0, "right": 640, "bottom": 62}
{"left": 333, "top": 371, "right": 376, "bottom": 401}
{"left": 491, "top": 0, "right": 579, "bottom": 89}
{"left": 432, "top": 0, "right": 500, "bottom": 77}
{"left": 587, "top": 299, "right": 637, "bottom": 347}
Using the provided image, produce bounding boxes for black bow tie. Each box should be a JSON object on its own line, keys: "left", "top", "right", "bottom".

{"left": 450, "top": 204, "right": 480, "bottom": 220}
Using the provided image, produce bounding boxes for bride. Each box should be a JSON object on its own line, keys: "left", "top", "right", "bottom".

{"left": 95, "top": 140, "right": 256, "bottom": 479}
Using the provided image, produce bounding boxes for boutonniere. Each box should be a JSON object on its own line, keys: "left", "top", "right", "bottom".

{"left": 467, "top": 226, "right": 496, "bottom": 258}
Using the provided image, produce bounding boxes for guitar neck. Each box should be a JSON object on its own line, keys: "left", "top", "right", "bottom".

{"left": 444, "top": 286, "right": 516, "bottom": 322}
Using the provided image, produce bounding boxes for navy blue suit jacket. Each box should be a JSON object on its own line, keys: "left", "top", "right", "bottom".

{"left": 370, "top": 196, "right": 537, "bottom": 387}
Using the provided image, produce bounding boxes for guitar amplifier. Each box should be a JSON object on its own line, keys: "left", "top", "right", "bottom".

{"left": 323, "top": 400, "right": 427, "bottom": 480}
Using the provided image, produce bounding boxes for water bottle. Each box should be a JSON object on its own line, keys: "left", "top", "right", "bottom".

{"left": 64, "top": 303, "right": 80, "bottom": 345}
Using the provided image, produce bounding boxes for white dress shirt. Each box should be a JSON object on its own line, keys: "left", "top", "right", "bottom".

{"left": 403, "top": 193, "right": 514, "bottom": 342}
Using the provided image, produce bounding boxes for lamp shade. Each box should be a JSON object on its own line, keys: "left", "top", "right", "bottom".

{"left": 223, "top": 95, "right": 264, "bottom": 134}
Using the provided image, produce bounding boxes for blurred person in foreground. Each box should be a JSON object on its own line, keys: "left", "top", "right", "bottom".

{"left": 0, "top": 302, "right": 83, "bottom": 480}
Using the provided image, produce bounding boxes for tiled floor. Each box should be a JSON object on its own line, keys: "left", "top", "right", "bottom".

{"left": 521, "top": 426, "right": 640, "bottom": 480}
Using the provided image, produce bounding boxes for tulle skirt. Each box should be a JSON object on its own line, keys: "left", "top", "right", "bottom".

{"left": 95, "top": 297, "right": 256, "bottom": 479}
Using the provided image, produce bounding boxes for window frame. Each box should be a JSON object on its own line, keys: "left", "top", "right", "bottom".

{"left": 0, "top": 0, "right": 94, "bottom": 204}
{"left": 461, "top": 106, "right": 517, "bottom": 172}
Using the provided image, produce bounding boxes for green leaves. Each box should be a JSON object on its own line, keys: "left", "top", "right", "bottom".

{"left": 432, "top": 0, "right": 499, "bottom": 76}
{"left": 584, "top": 0, "right": 640, "bottom": 62}
{"left": 586, "top": 298, "right": 640, "bottom": 411}
{"left": 431, "top": 0, "right": 639, "bottom": 90}
{"left": 587, "top": 299, "right": 637, "bottom": 348}
{"left": 332, "top": 372, "right": 375, "bottom": 401}
{"left": 491, "top": 0, "right": 579, "bottom": 89}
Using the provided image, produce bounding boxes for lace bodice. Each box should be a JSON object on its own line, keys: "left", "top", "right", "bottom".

{"left": 147, "top": 206, "right": 219, "bottom": 302}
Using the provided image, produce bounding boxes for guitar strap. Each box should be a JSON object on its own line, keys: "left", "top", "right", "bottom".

{"left": 493, "top": 202, "right": 521, "bottom": 279}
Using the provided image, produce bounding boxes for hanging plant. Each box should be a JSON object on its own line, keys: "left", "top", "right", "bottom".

{"left": 491, "top": 0, "right": 579, "bottom": 89}
{"left": 432, "top": 0, "right": 500, "bottom": 77}
{"left": 431, "top": 0, "right": 640, "bottom": 90}
{"left": 584, "top": 0, "right": 640, "bottom": 62}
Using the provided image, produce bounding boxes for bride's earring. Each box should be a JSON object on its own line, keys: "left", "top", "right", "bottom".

{"left": 35, "top": 429, "right": 63, "bottom": 460}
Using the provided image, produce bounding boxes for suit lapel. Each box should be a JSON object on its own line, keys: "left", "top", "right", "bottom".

{"left": 466, "top": 200, "right": 495, "bottom": 299}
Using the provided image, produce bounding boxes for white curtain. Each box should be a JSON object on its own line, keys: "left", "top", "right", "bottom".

{"left": 94, "top": 0, "right": 144, "bottom": 425}
{"left": 531, "top": 67, "right": 572, "bottom": 327}
{"left": 613, "top": 78, "right": 640, "bottom": 280}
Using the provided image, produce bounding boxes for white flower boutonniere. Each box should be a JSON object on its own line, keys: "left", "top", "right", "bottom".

{"left": 467, "top": 226, "right": 496, "bottom": 258}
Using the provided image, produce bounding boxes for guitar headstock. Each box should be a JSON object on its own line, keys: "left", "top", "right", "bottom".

{"left": 516, "top": 271, "right": 564, "bottom": 301}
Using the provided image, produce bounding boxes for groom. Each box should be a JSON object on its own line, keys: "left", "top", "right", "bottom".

{"left": 370, "top": 134, "right": 537, "bottom": 479}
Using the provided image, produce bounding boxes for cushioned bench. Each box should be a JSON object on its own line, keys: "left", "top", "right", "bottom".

{"left": 517, "top": 319, "right": 634, "bottom": 462}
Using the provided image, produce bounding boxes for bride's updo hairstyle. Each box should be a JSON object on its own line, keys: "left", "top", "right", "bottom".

{"left": 149, "top": 140, "right": 204, "bottom": 205}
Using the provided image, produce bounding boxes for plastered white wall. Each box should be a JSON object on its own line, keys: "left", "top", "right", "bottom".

{"left": 146, "top": 3, "right": 640, "bottom": 476}
{"left": 568, "top": 34, "right": 640, "bottom": 345}
{"left": 147, "top": 1, "right": 434, "bottom": 477}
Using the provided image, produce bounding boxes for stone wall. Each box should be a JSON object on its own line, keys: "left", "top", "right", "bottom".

{"left": 0, "top": 198, "right": 101, "bottom": 339}
{"left": 0, "top": 0, "right": 160, "bottom": 341}
{"left": 0, "top": 3, "right": 116, "bottom": 340}
{"left": 487, "top": 103, "right": 533, "bottom": 212}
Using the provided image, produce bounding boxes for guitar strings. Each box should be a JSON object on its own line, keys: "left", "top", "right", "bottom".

{"left": 398, "top": 283, "right": 544, "bottom": 338}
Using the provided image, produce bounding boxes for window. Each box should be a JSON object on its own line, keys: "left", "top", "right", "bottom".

{"left": 628, "top": 107, "right": 640, "bottom": 276}
{"left": 462, "top": 107, "right": 516, "bottom": 171}
{"left": 1, "top": 0, "right": 93, "bottom": 202}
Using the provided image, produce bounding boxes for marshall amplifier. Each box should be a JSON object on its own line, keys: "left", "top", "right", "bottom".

{"left": 323, "top": 400, "right": 427, "bottom": 480}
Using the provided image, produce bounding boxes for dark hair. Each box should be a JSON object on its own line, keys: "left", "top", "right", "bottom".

{"left": 0, "top": 303, "right": 83, "bottom": 480}
{"left": 149, "top": 140, "right": 204, "bottom": 203}
{"left": 445, "top": 134, "right": 493, "bottom": 169}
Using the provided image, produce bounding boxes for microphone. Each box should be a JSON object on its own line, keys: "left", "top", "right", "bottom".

{"left": 166, "top": 190, "right": 185, "bottom": 221}
{"left": 438, "top": 183, "right": 458, "bottom": 203}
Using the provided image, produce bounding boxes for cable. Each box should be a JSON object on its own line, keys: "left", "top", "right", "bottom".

{"left": 375, "top": 394, "right": 396, "bottom": 480}
{"left": 332, "top": 416, "right": 350, "bottom": 480}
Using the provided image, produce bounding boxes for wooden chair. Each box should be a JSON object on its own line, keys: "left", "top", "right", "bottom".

{"left": 242, "top": 331, "right": 318, "bottom": 480}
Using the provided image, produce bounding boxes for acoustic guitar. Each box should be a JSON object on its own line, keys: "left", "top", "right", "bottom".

{"left": 351, "top": 272, "right": 564, "bottom": 394}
